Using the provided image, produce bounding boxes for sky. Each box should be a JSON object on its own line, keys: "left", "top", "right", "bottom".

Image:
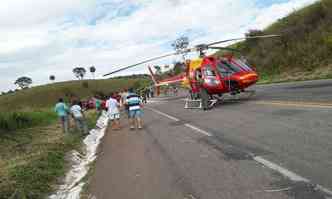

{"left": 0, "top": 0, "right": 318, "bottom": 92}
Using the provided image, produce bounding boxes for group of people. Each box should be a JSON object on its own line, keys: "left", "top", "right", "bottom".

{"left": 54, "top": 98, "right": 89, "bottom": 134}
{"left": 54, "top": 87, "right": 145, "bottom": 134}
{"left": 105, "top": 88, "right": 144, "bottom": 130}
{"left": 140, "top": 87, "right": 155, "bottom": 104}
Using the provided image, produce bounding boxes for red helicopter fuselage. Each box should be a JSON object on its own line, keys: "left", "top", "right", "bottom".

{"left": 192, "top": 55, "right": 258, "bottom": 95}
{"left": 152, "top": 55, "right": 258, "bottom": 96}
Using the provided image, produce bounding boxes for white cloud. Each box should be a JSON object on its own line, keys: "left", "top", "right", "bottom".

{"left": 250, "top": 0, "right": 318, "bottom": 29}
{"left": 0, "top": 0, "right": 93, "bottom": 27}
{"left": 0, "top": 0, "right": 318, "bottom": 92}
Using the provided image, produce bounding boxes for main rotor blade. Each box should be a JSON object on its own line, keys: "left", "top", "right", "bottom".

{"left": 206, "top": 34, "right": 280, "bottom": 46}
{"left": 103, "top": 52, "right": 177, "bottom": 77}
{"left": 208, "top": 46, "right": 241, "bottom": 52}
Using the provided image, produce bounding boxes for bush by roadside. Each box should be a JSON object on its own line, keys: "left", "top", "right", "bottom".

{"left": 0, "top": 111, "right": 98, "bottom": 199}
{"left": 0, "top": 111, "right": 56, "bottom": 133}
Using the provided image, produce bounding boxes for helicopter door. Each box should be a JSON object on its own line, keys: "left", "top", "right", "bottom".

{"left": 202, "top": 65, "right": 222, "bottom": 88}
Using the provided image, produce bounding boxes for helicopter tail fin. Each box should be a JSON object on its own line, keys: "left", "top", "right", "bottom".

{"left": 148, "top": 66, "right": 161, "bottom": 96}
{"left": 148, "top": 66, "right": 159, "bottom": 85}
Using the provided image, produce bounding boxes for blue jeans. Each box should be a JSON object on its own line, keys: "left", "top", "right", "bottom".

{"left": 60, "top": 115, "right": 69, "bottom": 133}
{"left": 74, "top": 117, "right": 88, "bottom": 134}
{"left": 128, "top": 109, "right": 143, "bottom": 118}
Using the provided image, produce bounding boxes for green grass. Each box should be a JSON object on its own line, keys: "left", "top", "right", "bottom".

{"left": 0, "top": 111, "right": 98, "bottom": 199}
{"left": 0, "top": 111, "right": 57, "bottom": 132}
{"left": 0, "top": 76, "right": 148, "bottom": 198}
{"left": 8, "top": 148, "right": 67, "bottom": 199}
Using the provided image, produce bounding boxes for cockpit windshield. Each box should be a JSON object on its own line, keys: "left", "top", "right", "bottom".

{"left": 217, "top": 60, "right": 241, "bottom": 76}
{"left": 203, "top": 65, "right": 217, "bottom": 77}
{"left": 233, "top": 59, "right": 253, "bottom": 71}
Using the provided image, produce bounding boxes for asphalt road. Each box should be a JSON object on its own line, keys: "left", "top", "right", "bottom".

{"left": 88, "top": 79, "right": 332, "bottom": 199}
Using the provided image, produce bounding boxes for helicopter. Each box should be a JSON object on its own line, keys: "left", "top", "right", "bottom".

{"left": 104, "top": 35, "right": 280, "bottom": 109}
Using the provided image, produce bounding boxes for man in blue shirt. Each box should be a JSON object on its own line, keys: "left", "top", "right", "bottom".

{"left": 125, "top": 88, "right": 143, "bottom": 130}
{"left": 54, "top": 98, "right": 69, "bottom": 133}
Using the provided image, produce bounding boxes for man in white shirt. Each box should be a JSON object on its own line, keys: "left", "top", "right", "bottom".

{"left": 106, "top": 93, "right": 121, "bottom": 130}
{"left": 70, "top": 100, "right": 88, "bottom": 134}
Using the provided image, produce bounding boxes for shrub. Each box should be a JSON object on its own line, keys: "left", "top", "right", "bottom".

{"left": 325, "top": 34, "right": 332, "bottom": 49}
{"left": 0, "top": 111, "right": 56, "bottom": 133}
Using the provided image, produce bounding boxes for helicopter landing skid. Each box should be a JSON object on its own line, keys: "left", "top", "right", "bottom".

{"left": 219, "top": 90, "right": 256, "bottom": 102}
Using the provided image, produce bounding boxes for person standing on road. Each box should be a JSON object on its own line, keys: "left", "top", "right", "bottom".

{"left": 174, "top": 87, "right": 178, "bottom": 96}
{"left": 146, "top": 87, "right": 150, "bottom": 100}
{"left": 150, "top": 88, "right": 154, "bottom": 98}
{"left": 194, "top": 69, "right": 210, "bottom": 110}
{"left": 141, "top": 89, "right": 147, "bottom": 104}
{"left": 70, "top": 100, "right": 89, "bottom": 135}
{"left": 126, "top": 88, "right": 143, "bottom": 130}
{"left": 54, "top": 98, "right": 70, "bottom": 133}
{"left": 106, "top": 93, "right": 121, "bottom": 130}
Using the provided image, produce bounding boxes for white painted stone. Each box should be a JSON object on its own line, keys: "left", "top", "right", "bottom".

{"left": 49, "top": 111, "right": 109, "bottom": 199}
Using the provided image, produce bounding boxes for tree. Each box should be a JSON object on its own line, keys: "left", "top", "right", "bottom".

{"left": 49, "top": 75, "right": 55, "bottom": 82}
{"left": 172, "top": 36, "right": 189, "bottom": 52}
{"left": 14, "top": 76, "right": 32, "bottom": 89}
{"left": 73, "top": 67, "right": 86, "bottom": 80}
{"left": 173, "top": 62, "right": 184, "bottom": 75}
{"left": 172, "top": 36, "right": 190, "bottom": 61}
{"left": 89, "top": 66, "right": 96, "bottom": 79}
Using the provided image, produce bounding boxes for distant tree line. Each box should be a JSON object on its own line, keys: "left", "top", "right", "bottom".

{"left": 6, "top": 65, "right": 98, "bottom": 94}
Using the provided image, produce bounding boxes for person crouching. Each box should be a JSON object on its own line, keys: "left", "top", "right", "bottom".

{"left": 70, "top": 100, "right": 89, "bottom": 135}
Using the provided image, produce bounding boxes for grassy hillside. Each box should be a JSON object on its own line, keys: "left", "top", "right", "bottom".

{"left": 216, "top": 0, "right": 332, "bottom": 83}
{"left": 0, "top": 111, "right": 98, "bottom": 199}
{"left": 0, "top": 77, "right": 151, "bottom": 111}
{"left": 0, "top": 76, "right": 150, "bottom": 198}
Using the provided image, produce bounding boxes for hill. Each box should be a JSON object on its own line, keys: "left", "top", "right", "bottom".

{"left": 0, "top": 76, "right": 151, "bottom": 111}
{"left": 216, "top": 0, "right": 332, "bottom": 83}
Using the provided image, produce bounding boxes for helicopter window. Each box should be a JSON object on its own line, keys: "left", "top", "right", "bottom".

{"left": 217, "top": 61, "right": 241, "bottom": 75}
{"left": 203, "top": 65, "right": 216, "bottom": 77}
{"left": 234, "top": 59, "right": 252, "bottom": 71}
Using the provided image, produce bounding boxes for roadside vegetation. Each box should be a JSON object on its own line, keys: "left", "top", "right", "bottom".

{"left": 0, "top": 110, "right": 97, "bottom": 199}
{"left": 216, "top": 0, "right": 332, "bottom": 83}
{"left": 0, "top": 111, "right": 56, "bottom": 132}
{"left": 0, "top": 76, "right": 149, "bottom": 198}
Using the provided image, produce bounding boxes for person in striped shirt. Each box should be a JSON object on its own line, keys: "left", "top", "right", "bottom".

{"left": 125, "top": 88, "right": 143, "bottom": 130}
